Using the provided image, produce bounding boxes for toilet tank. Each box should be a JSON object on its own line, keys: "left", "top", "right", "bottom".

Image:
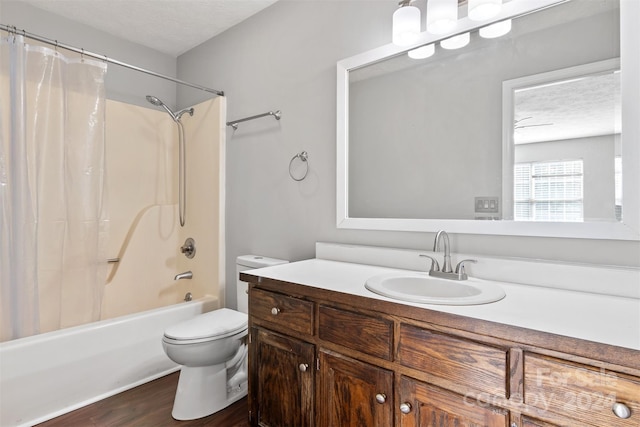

{"left": 236, "top": 255, "right": 288, "bottom": 314}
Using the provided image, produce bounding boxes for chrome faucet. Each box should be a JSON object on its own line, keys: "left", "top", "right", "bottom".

{"left": 433, "top": 230, "right": 453, "bottom": 273}
{"left": 174, "top": 271, "right": 193, "bottom": 280}
{"left": 419, "top": 230, "right": 477, "bottom": 281}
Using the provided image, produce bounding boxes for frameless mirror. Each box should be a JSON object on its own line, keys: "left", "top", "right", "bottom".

{"left": 337, "top": 0, "right": 639, "bottom": 240}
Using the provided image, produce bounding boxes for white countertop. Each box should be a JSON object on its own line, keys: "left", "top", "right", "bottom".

{"left": 243, "top": 258, "right": 640, "bottom": 351}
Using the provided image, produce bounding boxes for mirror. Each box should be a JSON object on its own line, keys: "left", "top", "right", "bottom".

{"left": 502, "top": 58, "right": 621, "bottom": 223}
{"left": 337, "top": 0, "right": 639, "bottom": 240}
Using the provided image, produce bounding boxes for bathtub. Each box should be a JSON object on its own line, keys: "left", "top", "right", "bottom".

{"left": 0, "top": 296, "right": 219, "bottom": 427}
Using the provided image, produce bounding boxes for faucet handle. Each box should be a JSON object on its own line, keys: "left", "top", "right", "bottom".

{"left": 180, "top": 238, "right": 196, "bottom": 259}
{"left": 419, "top": 254, "right": 440, "bottom": 272}
{"left": 455, "top": 259, "right": 477, "bottom": 278}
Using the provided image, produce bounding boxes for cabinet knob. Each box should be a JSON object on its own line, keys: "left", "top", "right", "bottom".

{"left": 612, "top": 402, "right": 632, "bottom": 419}
{"left": 271, "top": 307, "right": 280, "bottom": 315}
{"left": 298, "top": 363, "right": 309, "bottom": 372}
{"left": 400, "top": 402, "right": 412, "bottom": 414}
{"left": 375, "top": 393, "right": 386, "bottom": 404}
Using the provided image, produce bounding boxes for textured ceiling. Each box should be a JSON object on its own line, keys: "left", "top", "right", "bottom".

{"left": 17, "top": 0, "right": 279, "bottom": 57}
{"left": 514, "top": 71, "right": 620, "bottom": 144}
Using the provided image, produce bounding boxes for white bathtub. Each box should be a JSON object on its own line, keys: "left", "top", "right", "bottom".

{"left": 0, "top": 296, "right": 219, "bottom": 427}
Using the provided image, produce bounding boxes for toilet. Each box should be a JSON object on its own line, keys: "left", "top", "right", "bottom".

{"left": 162, "top": 255, "right": 288, "bottom": 420}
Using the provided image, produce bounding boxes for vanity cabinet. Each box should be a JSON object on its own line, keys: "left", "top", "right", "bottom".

{"left": 245, "top": 278, "right": 640, "bottom": 427}
{"left": 318, "top": 305, "right": 393, "bottom": 360}
{"left": 250, "top": 288, "right": 313, "bottom": 335}
{"left": 399, "top": 376, "right": 509, "bottom": 427}
{"left": 520, "top": 416, "right": 563, "bottom": 427}
{"left": 522, "top": 353, "right": 640, "bottom": 427}
{"left": 398, "top": 323, "right": 509, "bottom": 397}
{"left": 318, "top": 350, "right": 393, "bottom": 426}
{"left": 250, "top": 328, "right": 314, "bottom": 427}
{"left": 316, "top": 305, "right": 395, "bottom": 425}
{"left": 249, "top": 288, "right": 315, "bottom": 426}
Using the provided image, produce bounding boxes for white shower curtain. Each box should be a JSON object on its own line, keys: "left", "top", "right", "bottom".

{"left": 0, "top": 35, "right": 109, "bottom": 341}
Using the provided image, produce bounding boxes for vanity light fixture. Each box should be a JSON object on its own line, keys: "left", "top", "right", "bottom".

{"left": 479, "top": 19, "right": 512, "bottom": 38}
{"left": 468, "top": 0, "right": 502, "bottom": 21}
{"left": 392, "top": 0, "right": 421, "bottom": 46}
{"left": 398, "top": 0, "right": 511, "bottom": 58}
{"left": 408, "top": 43, "right": 435, "bottom": 59}
{"left": 440, "top": 32, "right": 470, "bottom": 49}
{"left": 426, "top": 0, "right": 458, "bottom": 35}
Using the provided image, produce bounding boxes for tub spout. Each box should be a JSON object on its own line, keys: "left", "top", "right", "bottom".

{"left": 174, "top": 271, "right": 193, "bottom": 280}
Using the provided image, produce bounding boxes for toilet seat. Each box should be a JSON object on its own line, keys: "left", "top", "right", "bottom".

{"left": 163, "top": 308, "right": 248, "bottom": 345}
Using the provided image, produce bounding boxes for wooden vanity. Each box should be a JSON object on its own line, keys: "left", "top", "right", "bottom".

{"left": 242, "top": 267, "right": 640, "bottom": 427}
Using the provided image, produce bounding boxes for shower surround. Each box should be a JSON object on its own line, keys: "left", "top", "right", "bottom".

{"left": 102, "top": 96, "right": 227, "bottom": 321}
{"left": 1, "top": 94, "right": 226, "bottom": 338}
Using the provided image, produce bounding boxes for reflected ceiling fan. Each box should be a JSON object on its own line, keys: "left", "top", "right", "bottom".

{"left": 514, "top": 117, "right": 554, "bottom": 130}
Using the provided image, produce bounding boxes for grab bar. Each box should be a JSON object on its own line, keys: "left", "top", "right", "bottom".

{"left": 226, "top": 110, "right": 281, "bottom": 130}
{"left": 107, "top": 258, "right": 120, "bottom": 264}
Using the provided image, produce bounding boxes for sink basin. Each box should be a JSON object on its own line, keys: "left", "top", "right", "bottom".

{"left": 364, "top": 272, "right": 506, "bottom": 305}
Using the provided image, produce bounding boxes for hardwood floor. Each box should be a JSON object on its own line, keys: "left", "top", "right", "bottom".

{"left": 36, "top": 372, "right": 250, "bottom": 427}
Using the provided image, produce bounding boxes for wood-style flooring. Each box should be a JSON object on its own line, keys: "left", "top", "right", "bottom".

{"left": 36, "top": 372, "right": 250, "bottom": 427}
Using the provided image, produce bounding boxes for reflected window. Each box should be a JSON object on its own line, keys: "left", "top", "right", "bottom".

{"left": 615, "top": 156, "right": 622, "bottom": 220}
{"left": 514, "top": 160, "right": 583, "bottom": 222}
{"left": 506, "top": 58, "right": 620, "bottom": 224}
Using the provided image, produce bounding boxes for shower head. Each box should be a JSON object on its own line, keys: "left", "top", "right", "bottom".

{"left": 145, "top": 95, "right": 163, "bottom": 106}
{"left": 175, "top": 107, "right": 194, "bottom": 120}
{"left": 145, "top": 95, "right": 178, "bottom": 122}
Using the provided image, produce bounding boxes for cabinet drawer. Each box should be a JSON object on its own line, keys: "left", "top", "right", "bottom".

{"left": 398, "top": 323, "right": 508, "bottom": 397}
{"left": 318, "top": 305, "right": 393, "bottom": 360}
{"left": 250, "top": 288, "right": 313, "bottom": 336}
{"left": 400, "top": 376, "right": 509, "bottom": 427}
{"left": 524, "top": 354, "right": 640, "bottom": 427}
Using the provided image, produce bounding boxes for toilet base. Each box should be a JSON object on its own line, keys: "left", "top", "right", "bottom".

{"left": 171, "top": 363, "right": 247, "bottom": 420}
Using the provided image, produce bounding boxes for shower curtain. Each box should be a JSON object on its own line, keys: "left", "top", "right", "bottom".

{"left": 0, "top": 35, "right": 108, "bottom": 341}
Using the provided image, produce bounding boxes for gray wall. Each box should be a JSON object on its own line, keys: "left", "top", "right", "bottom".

{"left": 177, "top": 0, "right": 639, "bottom": 310}
{"left": 1, "top": 1, "right": 177, "bottom": 108}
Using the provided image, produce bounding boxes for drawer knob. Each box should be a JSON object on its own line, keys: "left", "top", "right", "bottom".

{"left": 375, "top": 393, "right": 386, "bottom": 404}
{"left": 612, "top": 402, "right": 632, "bottom": 419}
{"left": 271, "top": 307, "right": 280, "bottom": 315}
{"left": 400, "top": 402, "right": 412, "bottom": 414}
{"left": 298, "top": 363, "right": 309, "bottom": 372}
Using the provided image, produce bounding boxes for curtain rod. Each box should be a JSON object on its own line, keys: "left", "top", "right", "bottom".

{"left": 0, "top": 23, "right": 224, "bottom": 97}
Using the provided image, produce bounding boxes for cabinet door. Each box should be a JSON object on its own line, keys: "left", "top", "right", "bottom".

{"left": 520, "top": 416, "right": 562, "bottom": 427}
{"left": 250, "top": 327, "right": 314, "bottom": 427}
{"left": 399, "top": 376, "right": 509, "bottom": 427}
{"left": 318, "top": 350, "right": 393, "bottom": 427}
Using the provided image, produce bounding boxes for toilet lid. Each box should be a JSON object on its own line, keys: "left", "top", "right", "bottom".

{"left": 164, "top": 308, "right": 248, "bottom": 341}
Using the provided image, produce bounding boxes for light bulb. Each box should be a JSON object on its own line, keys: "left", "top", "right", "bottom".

{"left": 408, "top": 44, "right": 435, "bottom": 59}
{"left": 393, "top": 5, "right": 421, "bottom": 46}
{"left": 479, "top": 19, "right": 512, "bottom": 38}
{"left": 427, "top": 0, "right": 458, "bottom": 35}
{"left": 440, "top": 32, "right": 470, "bottom": 50}
{"left": 468, "top": 0, "right": 502, "bottom": 21}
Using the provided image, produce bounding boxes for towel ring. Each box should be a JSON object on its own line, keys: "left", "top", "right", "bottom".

{"left": 289, "top": 151, "right": 309, "bottom": 181}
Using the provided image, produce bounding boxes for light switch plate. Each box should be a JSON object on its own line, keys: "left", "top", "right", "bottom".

{"left": 475, "top": 197, "right": 500, "bottom": 213}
